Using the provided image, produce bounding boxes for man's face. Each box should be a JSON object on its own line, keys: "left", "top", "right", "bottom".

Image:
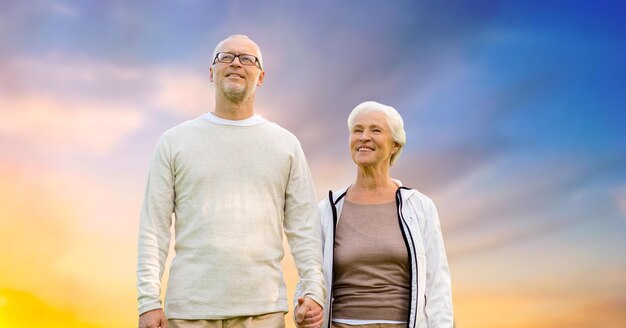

{"left": 210, "top": 37, "right": 265, "bottom": 102}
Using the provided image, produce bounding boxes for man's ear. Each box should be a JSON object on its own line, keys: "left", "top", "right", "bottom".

{"left": 209, "top": 66, "right": 214, "bottom": 82}
{"left": 257, "top": 70, "right": 265, "bottom": 86}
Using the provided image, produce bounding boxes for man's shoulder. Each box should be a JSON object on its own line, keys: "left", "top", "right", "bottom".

{"left": 161, "top": 118, "right": 204, "bottom": 138}
{"left": 261, "top": 121, "right": 300, "bottom": 142}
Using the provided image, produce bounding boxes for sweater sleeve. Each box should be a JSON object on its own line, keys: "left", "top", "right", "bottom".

{"left": 422, "top": 198, "right": 454, "bottom": 327}
{"left": 283, "top": 141, "right": 326, "bottom": 307}
{"left": 293, "top": 199, "right": 329, "bottom": 304}
{"left": 137, "top": 136, "right": 176, "bottom": 315}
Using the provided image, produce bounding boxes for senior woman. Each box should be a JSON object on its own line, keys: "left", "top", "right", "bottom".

{"left": 295, "top": 101, "right": 453, "bottom": 328}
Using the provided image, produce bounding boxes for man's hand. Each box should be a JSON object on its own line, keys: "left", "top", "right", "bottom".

{"left": 138, "top": 308, "right": 168, "bottom": 328}
{"left": 294, "top": 296, "right": 323, "bottom": 328}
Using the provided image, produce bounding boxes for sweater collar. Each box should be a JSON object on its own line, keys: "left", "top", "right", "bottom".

{"left": 201, "top": 112, "right": 267, "bottom": 127}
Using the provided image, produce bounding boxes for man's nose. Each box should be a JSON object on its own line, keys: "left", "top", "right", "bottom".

{"left": 230, "top": 56, "right": 243, "bottom": 67}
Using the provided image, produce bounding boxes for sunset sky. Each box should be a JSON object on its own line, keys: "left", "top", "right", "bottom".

{"left": 1, "top": 1, "right": 625, "bottom": 327}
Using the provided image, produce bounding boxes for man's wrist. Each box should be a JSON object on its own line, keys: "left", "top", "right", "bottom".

{"left": 303, "top": 293, "right": 324, "bottom": 307}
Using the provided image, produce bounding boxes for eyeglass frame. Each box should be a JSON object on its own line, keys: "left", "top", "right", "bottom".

{"left": 212, "top": 52, "right": 263, "bottom": 70}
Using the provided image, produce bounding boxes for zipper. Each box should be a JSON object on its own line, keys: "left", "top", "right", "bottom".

{"left": 396, "top": 186, "right": 417, "bottom": 328}
{"left": 327, "top": 189, "right": 346, "bottom": 326}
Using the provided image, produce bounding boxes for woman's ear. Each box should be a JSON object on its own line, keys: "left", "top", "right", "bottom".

{"left": 392, "top": 142, "right": 400, "bottom": 154}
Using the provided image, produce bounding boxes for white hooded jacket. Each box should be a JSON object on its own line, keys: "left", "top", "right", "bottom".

{"left": 296, "top": 181, "right": 453, "bottom": 327}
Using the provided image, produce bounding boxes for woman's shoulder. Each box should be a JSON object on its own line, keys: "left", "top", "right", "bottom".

{"left": 317, "top": 186, "right": 350, "bottom": 210}
{"left": 400, "top": 186, "right": 437, "bottom": 211}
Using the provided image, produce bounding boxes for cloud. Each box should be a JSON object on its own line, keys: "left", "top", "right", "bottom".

{"left": 395, "top": 149, "right": 626, "bottom": 262}
{"left": 0, "top": 165, "right": 138, "bottom": 327}
{"left": 308, "top": 157, "right": 354, "bottom": 199}
{"left": 48, "top": 2, "right": 80, "bottom": 18}
{"left": 0, "top": 54, "right": 218, "bottom": 156}
{"left": 454, "top": 288, "right": 626, "bottom": 328}
{"left": 392, "top": 143, "right": 506, "bottom": 195}
{"left": 0, "top": 95, "right": 142, "bottom": 156}
{"left": 0, "top": 288, "right": 97, "bottom": 328}
{"left": 615, "top": 187, "right": 626, "bottom": 219}
{"left": 446, "top": 214, "right": 583, "bottom": 260}
{"left": 152, "top": 66, "right": 214, "bottom": 116}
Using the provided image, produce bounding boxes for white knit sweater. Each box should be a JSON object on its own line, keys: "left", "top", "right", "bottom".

{"left": 137, "top": 114, "right": 325, "bottom": 319}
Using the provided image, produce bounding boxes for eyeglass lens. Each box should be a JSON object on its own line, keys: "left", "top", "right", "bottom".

{"left": 217, "top": 53, "right": 257, "bottom": 66}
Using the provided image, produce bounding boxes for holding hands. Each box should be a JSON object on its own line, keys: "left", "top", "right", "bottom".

{"left": 294, "top": 296, "right": 323, "bottom": 328}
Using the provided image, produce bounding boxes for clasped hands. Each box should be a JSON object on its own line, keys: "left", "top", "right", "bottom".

{"left": 294, "top": 296, "right": 323, "bottom": 328}
{"left": 139, "top": 297, "right": 322, "bottom": 328}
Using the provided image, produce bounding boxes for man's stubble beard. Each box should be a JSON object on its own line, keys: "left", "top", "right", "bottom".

{"left": 219, "top": 79, "right": 257, "bottom": 103}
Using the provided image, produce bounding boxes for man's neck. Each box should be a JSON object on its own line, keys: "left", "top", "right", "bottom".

{"left": 213, "top": 95, "right": 256, "bottom": 120}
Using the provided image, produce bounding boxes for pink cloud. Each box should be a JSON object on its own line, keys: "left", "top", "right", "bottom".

{"left": 0, "top": 96, "right": 142, "bottom": 156}
{"left": 152, "top": 67, "right": 214, "bottom": 116}
{"left": 614, "top": 187, "right": 626, "bottom": 219}
{"left": 0, "top": 54, "right": 221, "bottom": 156}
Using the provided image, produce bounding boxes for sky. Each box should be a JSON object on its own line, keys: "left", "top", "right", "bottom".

{"left": 1, "top": 0, "right": 625, "bottom": 327}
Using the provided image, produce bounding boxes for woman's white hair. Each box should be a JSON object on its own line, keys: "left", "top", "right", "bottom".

{"left": 347, "top": 101, "right": 406, "bottom": 166}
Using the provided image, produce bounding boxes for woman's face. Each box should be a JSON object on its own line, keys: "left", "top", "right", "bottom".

{"left": 349, "top": 111, "right": 399, "bottom": 169}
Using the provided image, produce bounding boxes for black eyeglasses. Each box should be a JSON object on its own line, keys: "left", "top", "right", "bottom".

{"left": 213, "top": 52, "right": 262, "bottom": 70}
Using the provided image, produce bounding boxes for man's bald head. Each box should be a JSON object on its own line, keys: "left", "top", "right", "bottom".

{"left": 212, "top": 35, "right": 264, "bottom": 71}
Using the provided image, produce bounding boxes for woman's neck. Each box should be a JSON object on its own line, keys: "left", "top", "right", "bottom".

{"left": 348, "top": 167, "right": 398, "bottom": 204}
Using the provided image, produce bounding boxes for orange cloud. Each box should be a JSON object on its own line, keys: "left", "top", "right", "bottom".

{"left": 454, "top": 288, "right": 626, "bottom": 328}
{"left": 0, "top": 96, "right": 142, "bottom": 156}
{"left": 0, "top": 165, "right": 137, "bottom": 327}
{"left": 0, "top": 288, "right": 97, "bottom": 328}
{"left": 153, "top": 67, "right": 214, "bottom": 116}
{"left": 309, "top": 158, "right": 354, "bottom": 200}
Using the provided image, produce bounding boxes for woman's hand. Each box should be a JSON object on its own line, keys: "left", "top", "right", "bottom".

{"left": 294, "top": 296, "right": 323, "bottom": 328}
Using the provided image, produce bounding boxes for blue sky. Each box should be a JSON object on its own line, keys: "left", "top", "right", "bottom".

{"left": 1, "top": 1, "right": 625, "bottom": 327}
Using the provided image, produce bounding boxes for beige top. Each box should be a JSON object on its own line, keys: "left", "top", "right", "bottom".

{"left": 332, "top": 200, "right": 410, "bottom": 321}
{"left": 137, "top": 116, "right": 325, "bottom": 318}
